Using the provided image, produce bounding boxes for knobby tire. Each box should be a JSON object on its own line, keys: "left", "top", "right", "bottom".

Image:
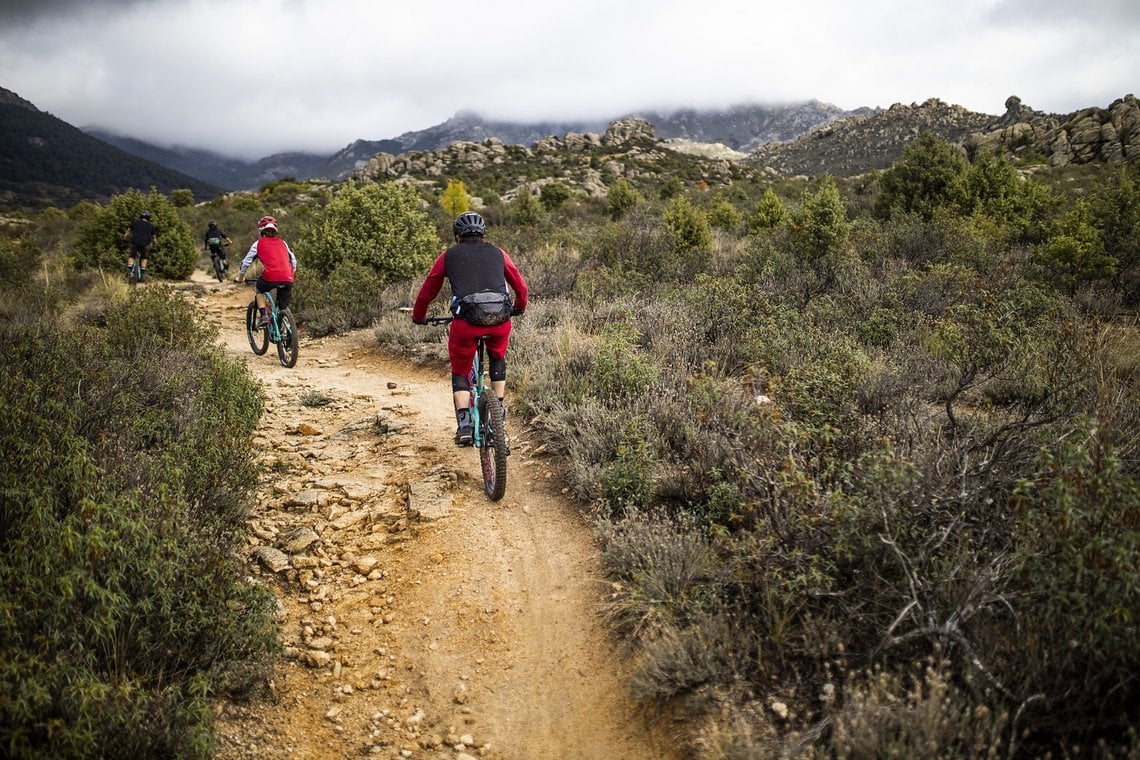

{"left": 276, "top": 309, "right": 299, "bottom": 368}
{"left": 212, "top": 254, "right": 225, "bottom": 282}
{"left": 246, "top": 301, "right": 269, "bottom": 355}
{"left": 478, "top": 392, "right": 508, "bottom": 501}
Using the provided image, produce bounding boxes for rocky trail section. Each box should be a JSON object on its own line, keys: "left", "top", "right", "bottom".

{"left": 184, "top": 273, "right": 681, "bottom": 759}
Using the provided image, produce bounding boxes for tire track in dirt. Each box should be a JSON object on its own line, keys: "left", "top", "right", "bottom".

{"left": 185, "top": 272, "right": 684, "bottom": 759}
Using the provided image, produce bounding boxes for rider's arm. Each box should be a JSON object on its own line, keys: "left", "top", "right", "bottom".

{"left": 503, "top": 251, "right": 528, "bottom": 312}
{"left": 411, "top": 252, "right": 447, "bottom": 322}
{"left": 237, "top": 240, "right": 259, "bottom": 277}
{"left": 284, "top": 241, "right": 298, "bottom": 273}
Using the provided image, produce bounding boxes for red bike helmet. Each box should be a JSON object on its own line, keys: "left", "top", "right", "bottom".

{"left": 257, "top": 215, "right": 278, "bottom": 231}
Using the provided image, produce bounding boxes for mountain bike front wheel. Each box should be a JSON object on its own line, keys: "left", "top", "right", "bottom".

{"left": 477, "top": 392, "right": 508, "bottom": 501}
{"left": 276, "top": 309, "right": 299, "bottom": 368}
{"left": 246, "top": 301, "right": 269, "bottom": 355}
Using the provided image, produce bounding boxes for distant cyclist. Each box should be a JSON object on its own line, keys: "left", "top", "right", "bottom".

{"left": 125, "top": 210, "right": 157, "bottom": 281}
{"left": 203, "top": 219, "right": 232, "bottom": 272}
{"left": 235, "top": 215, "right": 297, "bottom": 327}
{"left": 411, "top": 212, "right": 528, "bottom": 446}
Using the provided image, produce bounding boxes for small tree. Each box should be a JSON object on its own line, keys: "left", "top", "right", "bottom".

{"left": 707, "top": 196, "right": 742, "bottom": 232}
{"left": 659, "top": 177, "right": 684, "bottom": 200}
{"left": 793, "top": 177, "right": 850, "bottom": 264}
{"left": 507, "top": 190, "right": 544, "bottom": 227}
{"left": 299, "top": 182, "right": 440, "bottom": 282}
{"left": 957, "top": 151, "right": 1055, "bottom": 242}
{"left": 539, "top": 181, "right": 573, "bottom": 211}
{"left": 170, "top": 189, "right": 194, "bottom": 208}
{"left": 441, "top": 178, "right": 472, "bottom": 218}
{"left": 606, "top": 179, "right": 642, "bottom": 221}
{"left": 662, "top": 195, "right": 713, "bottom": 277}
{"left": 1089, "top": 166, "right": 1140, "bottom": 304}
{"left": 876, "top": 132, "right": 969, "bottom": 221}
{"left": 747, "top": 187, "right": 788, "bottom": 233}
{"left": 1035, "top": 199, "right": 1116, "bottom": 296}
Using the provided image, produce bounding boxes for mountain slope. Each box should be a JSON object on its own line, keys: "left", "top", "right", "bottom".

{"left": 745, "top": 97, "right": 996, "bottom": 176}
{"left": 0, "top": 87, "right": 220, "bottom": 209}
{"left": 84, "top": 102, "right": 854, "bottom": 190}
{"left": 746, "top": 94, "right": 1140, "bottom": 177}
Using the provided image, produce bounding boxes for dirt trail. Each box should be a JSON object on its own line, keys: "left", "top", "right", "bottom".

{"left": 186, "top": 271, "right": 683, "bottom": 760}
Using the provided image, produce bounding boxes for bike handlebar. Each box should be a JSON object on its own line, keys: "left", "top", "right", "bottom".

{"left": 423, "top": 316, "right": 453, "bottom": 325}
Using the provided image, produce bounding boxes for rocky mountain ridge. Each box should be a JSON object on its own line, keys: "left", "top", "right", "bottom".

{"left": 85, "top": 102, "right": 854, "bottom": 190}
{"left": 352, "top": 118, "right": 752, "bottom": 203}
{"left": 965, "top": 94, "right": 1140, "bottom": 166}
{"left": 746, "top": 94, "right": 1140, "bottom": 177}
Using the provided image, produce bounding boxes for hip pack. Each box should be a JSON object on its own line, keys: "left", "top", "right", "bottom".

{"left": 453, "top": 290, "right": 512, "bottom": 326}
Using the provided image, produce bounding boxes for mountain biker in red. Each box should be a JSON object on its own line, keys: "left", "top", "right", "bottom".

{"left": 411, "top": 212, "right": 528, "bottom": 446}
{"left": 204, "top": 220, "right": 232, "bottom": 272}
{"left": 234, "top": 216, "right": 297, "bottom": 327}
{"left": 125, "top": 210, "right": 157, "bottom": 280}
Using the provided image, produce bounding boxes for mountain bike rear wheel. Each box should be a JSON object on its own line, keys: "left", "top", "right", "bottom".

{"left": 246, "top": 301, "right": 269, "bottom": 355}
{"left": 478, "top": 392, "right": 508, "bottom": 501}
{"left": 276, "top": 309, "right": 299, "bottom": 368}
{"left": 212, "top": 254, "right": 225, "bottom": 282}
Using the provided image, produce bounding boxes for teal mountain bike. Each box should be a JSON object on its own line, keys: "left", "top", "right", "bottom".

{"left": 424, "top": 316, "right": 509, "bottom": 501}
{"left": 245, "top": 285, "right": 298, "bottom": 368}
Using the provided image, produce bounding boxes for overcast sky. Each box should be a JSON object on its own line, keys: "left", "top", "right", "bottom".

{"left": 1, "top": 0, "right": 1137, "bottom": 160}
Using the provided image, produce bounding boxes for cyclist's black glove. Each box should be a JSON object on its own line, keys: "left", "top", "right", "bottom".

{"left": 510, "top": 307, "right": 524, "bottom": 317}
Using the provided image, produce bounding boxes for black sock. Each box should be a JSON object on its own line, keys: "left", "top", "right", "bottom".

{"left": 456, "top": 408, "right": 471, "bottom": 427}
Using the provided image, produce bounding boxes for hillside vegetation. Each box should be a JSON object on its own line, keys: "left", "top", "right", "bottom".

{"left": 0, "top": 87, "right": 219, "bottom": 210}
{"left": 2, "top": 101, "right": 1139, "bottom": 758}
{"left": 0, "top": 266, "right": 277, "bottom": 758}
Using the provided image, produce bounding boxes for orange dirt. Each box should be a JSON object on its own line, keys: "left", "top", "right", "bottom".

{"left": 186, "top": 271, "right": 686, "bottom": 759}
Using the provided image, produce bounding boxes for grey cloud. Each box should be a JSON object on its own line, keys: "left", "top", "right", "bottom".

{"left": 988, "top": 0, "right": 1140, "bottom": 27}
{"left": 0, "top": 0, "right": 158, "bottom": 26}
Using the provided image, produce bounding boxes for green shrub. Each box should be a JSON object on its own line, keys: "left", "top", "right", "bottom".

{"left": 607, "top": 178, "right": 642, "bottom": 220}
{"left": 662, "top": 195, "right": 713, "bottom": 276}
{"left": 1012, "top": 429, "right": 1140, "bottom": 736}
{"left": 293, "top": 261, "right": 389, "bottom": 336}
{"left": 75, "top": 189, "right": 197, "bottom": 279}
{"left": 590, "top": 318, "right": 659, "bottom": 401}
{"left": 599, "top": 422, "right": 657, "bottom": 514}
{"left": 539, "top": 181, "right": 573, "bottom": 210}
{"left": 0, "top": 286, "right": 276, "bottom": 759}
{"left": 170, "top": 188, "right": 195, "bottom": 207}
{"left": 298, "top": 181, "right": 439, "bottom": 281}
{"left": 1034, "top": 198, "right": 1116, "bottom": 295}
{"left": 707, "top": 196, "right": 742, "bottom": 232}
{"left": 875, "top": 132, "right": 970, "bottom": 221}
{"left": 746, "top": 187, "right": 788, "bottom": 233}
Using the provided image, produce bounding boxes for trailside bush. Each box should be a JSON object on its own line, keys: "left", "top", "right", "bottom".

{"left": 292, "top": 261, "right": 390, "bottom": 337}
{"left": 298, "top": 181, "right": 439, "bottom": 281}
{"left": 75, "top": 188, "right": 197, "bottom": 279}
{"left": 0, "top": 286, "right": 276, "bottom": 759}
{"left": 1012, "top": 429, "right": 1140, "bottom": 739}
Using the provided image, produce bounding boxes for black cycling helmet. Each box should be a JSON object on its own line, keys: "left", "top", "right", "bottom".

{"left": 208, "top": 219, "right": 217, "bottom": 227}
{"left": 141, "top": 210, "right": 151, "bottom": 219}
{"left": 453, "top": 212, "right": 485, "bottom": 238}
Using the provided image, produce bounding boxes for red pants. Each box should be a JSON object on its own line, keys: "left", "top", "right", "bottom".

{"left": 448, "top": 319, "right": 511, "bottom": 377}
